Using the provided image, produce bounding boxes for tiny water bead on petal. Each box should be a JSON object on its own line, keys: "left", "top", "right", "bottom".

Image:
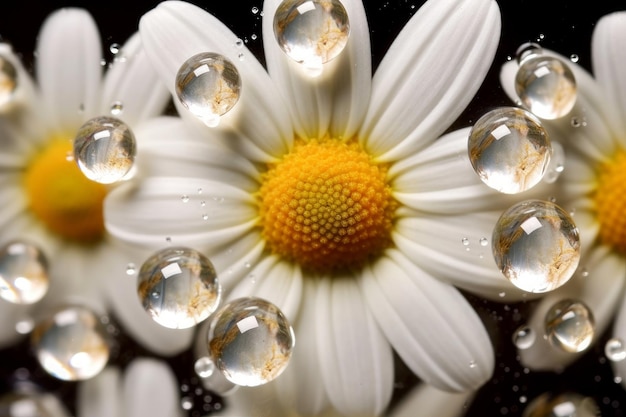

{"left": 522, "top": 392, "right": 599, "bottom": 417}
{"left": 515, "top": 47, "right": 577, "bottom": 120}
{"left": 605, "top": 338, "right": 626, "bottom": 362}
{"left": 512, "top": 325, "right": 535, "bottom": 350}
{"left": 137, "top": 246, "right": 221, "bottom": 329}
{"left": 274, "top": 0, "right": 350, "bottom": 72}
{"left": 0, "top": 55, "right": 17, "bottom": 107}
{"left": 175, "top": 52, "right": 242, "bottom": 127}
{"left": 31, "top": 305, "right": 110, "bottom": 381}
{"left": 73, "top": 116, "right": 136, "bottom": 184}
{"left": 468, "top": 107, "right": 551, "bottom": 194}
{"left": 0, "top": 240, "right": 48, "bottom": 304}
{"left": 206, "top": 297, "right": 295, "bottom": 387}
{"left": 544, "top": 299, "right": 595, "bottom": 353}
{"left": 492, "top": 200, "right": 580, "bottom": 293}
{"left": 594, "top": 150, "right": 626, "bottom": 254}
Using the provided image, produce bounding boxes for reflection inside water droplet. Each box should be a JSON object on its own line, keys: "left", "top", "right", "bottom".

{"left": 0, "top": 56, "right": 17, "bottom": 107}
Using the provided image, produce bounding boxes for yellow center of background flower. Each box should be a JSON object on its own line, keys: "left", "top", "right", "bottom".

{"left": 594, "top": 150, "right": 626, "bottom": 253}
{"left": 258, "top": 137, "right": 396, "bottom": 272}
{"left": 23, "top": 138, "right": 107, "bottom": 243}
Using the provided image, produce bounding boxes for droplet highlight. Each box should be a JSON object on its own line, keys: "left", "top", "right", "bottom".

{"left": 137, "top": 246, "right": 221, "bottom": 329}
{"left": 175, "top": 52, "right": 242, "bottom": 127}
{"left": 73, "top": 116, "right": 136, "bottom": 184}
{"left": 273, "top": 0, "right": 350, "bottom": 72}
{"left": 544, "top": 299, "right": 594, "bottom": 353}
{"left": 0, "top": 56, "right": 17, "bottom": 107}
{"left": 0, "top": 240, "right": 49, "bottom": 304}
{"left": 207, "top": 297, "right": 295, "bottom": 386}
{"left": 468, "top": 107, "right": 551, "bottom": 194}
{"left": 492, "top": 199, "right": 580, "bottom": 293}
{"left": 605, "top": 338, "right": 626, "bottom": 362}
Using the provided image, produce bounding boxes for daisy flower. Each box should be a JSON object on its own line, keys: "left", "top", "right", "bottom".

{"left": 0, "top": 8, "right": 195, "bottom": 358}
{"left": 105, "top": 0, "right": 523, "bottom": 414}
{"left": 499, "top": 11, "right": 626, "bottom": 372}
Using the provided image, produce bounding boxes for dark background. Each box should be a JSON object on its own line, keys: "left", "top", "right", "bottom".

{"left": 0, "top": 1, "right": 626, "bottom": 416}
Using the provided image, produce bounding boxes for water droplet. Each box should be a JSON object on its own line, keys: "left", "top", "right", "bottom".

{"left": 461, "top": 237, "right": 470, "bottom": 246}
{"left": 520, "top": 395, "right": 527, "bottom": 404}
{"left": 110, "top": 101, "right": 124, "bottom": 116}
{"left": 198, "top": 188, "right": 203, "bottom": 195}
{"left": 605, "top": 338, "right": 626, "bottom": 362}
{"left": 515, "top": 42, "right": 543, "bottom": 64}
{"left": 235, "top": 38, "right": 244, "bottom": 48}
{"left": 252, "top": 6, "right": 259, "bottom": 14}
{"left": 570, "top": 54, "right": 579, "bottom": 63}
{"left": 492, "top": 199, "right": 580, "bottom": 293}
{"left": 202, "top": 213, "right": 209, "bottom": 220}
{"left": 468, "top": 107, "right": 551, "bottom": 194}
{"left": 273, "top": 0, "right": 350, "bottom": 72}
{"left": 244, "top": 261, "right": 251, "bottom": 268}
{"left": 515, "top": 55, "right": 577, "bottom": 120}
{"left": 479, "top": 237, "right": 489, "bottom": 246}
{"left": 175, "top": 52, "right": 242, "bottom": 127}
{"left": 15, "top": 318, "right": 34, "bottom": 334}
{"left": 73, "top": 116, "right": 136, "bottom": 184}
{"left": 181, "top": 396, "right": 193, "bottom": 410}
{"left": 137, "top": 246, "right": 221, "bottom": 329}
{"left": 469, "top": 360, "right": 477, "bottom": 368}
{"left": 615, "top": 376, "right": 623, "bottom": 384}
{"left": 109, "top": 43, "right": 121, "bottom": 54}
{"left": 251, "top": 34, "right": 258, "bottom": 41}
{"left": 207, "top": 297, "right": 295, "bottom": 386}
{"left": 126, "top": 263, "right": 136, "bottom": 276}
{"left": 31, "top": 305, "right": 110, "bottom": 381}
{"left": 181, "top": 195, "right": 190, "bottom": 203}
{"left": 238, "top": 52, "right": 245, "bottom": 61}
{"left": 523, "top": 392, "right": 598, "bottom": 417}
{"left": 544, "top": 299, "right": 594, "bottom": 353}
{"left": 200, "top": 201, "right": 206, "bottom": 207}
{"left": 542, "top": 140, "right": 565, "bottom": 184}
{"left": 0, "top": 56, "right": 17, "bottom": 107}
{"left": 194, "top": 356, "right": 215, "bottom": 378}
{"left": 512, "top": 325, "right": 535, "bottom": 349}
{"left": 498, "top": 291, "right": 506, "bottom": 298}
{"left": 0, "top": 240, "right": 49, "bottom": 304}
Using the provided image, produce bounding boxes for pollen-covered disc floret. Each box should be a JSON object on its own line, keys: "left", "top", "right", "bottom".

{"left": 258, "top": 137, "right": 396, "bottom": 272}
{"left": 595, "top": 150, "right": 626, "bottom": 254}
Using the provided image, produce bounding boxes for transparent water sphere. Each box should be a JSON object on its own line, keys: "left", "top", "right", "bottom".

{"left": 515, "top": 54, "right": 577, "bottom": 120}
{"left": 274, "top": 0, "right": 350, "bottom": 71}
{"left": 31, "top": 305, "right": 110, "bottom": 381}
{"left": 137, "top": 246, "right": 221, "bottom": 329}
{"left": 175, "top": 52, "right": 241, "bottom": 127}
{"left": 0, "top": 56, "right": 17, "bottom": 107}
{"left": 0, "top": 391, "right": 72, "bottom": 417}
{"left": 522, "top": 392, "right": 599, "bottom": 417}
{"left": 207, "top": 297, "right": 295, "bottom": 387}
{"left": 512, "top": 325, "right": 536, "bottom": 350}
{"left": 605, "top": 337, "right": 626, "bottom": 362}
{"left": 73, "top": 116, "right": 136, "bottom": 184}
{"left": 0, "top": 240, "right": 48, "bottom": 304}
{"left": 468, "top": 107, "right": 551, "bottom": 194}
{"left": 544, "top": 299, "right": 594, "bottom": 353}
{"left": 492, "top": 199, "right": 580, "bottom": 293}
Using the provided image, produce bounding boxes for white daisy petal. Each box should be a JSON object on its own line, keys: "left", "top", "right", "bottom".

{"left": 139, "top": 1, "right": 293, "bottom": 160}
{"left": 316, "top": 277, "right": 394, "bottom": 416}
{"left": 36, "top": 8, "right": 102, "bottom": 132}
{"left": 361, "top": 0, "right": 500, "bottom": 162}
{"left": 519, "top": 245, "right": 626, "bottom": 371}
{"left": 77, "top": 367, "right": 122, "bottom": 417}
{"left": 105, "top": 177, "right": 257, "bottom": 249}
{"left": 362, "top": 250, "right": 494, "bottom": 391}
{"left": 100, "top": 33, "right": 171, "bottom": 126}
{"left": 389, "top": 384, "right": 473, "bottom": 417}
{"left": 206, "top": 233, "right": 266, "bottom": 291}
{"left": 0, "top": 181, "right": 27, "bottom": 231}
{"left": 558, "top": 153, "right": 599, "bottom": 199}
{"left": 592, "top": 12, "right": 626, "bottom": 137}
{"left": 262, "top": 0, "right": 371, "bottom": 139}
{"left": 122, "top": 358, "right": 182, "bottom": 417}
{"left": 0, "top": 301, "right": 32, "bottom": 349}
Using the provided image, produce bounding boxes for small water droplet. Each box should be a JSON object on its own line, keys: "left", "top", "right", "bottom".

{"left": 137, "top": 246, "right": 221, "bottom": 329}
{"left": 492, "top": 199, "right": 580, "bottom": 293}
{"left": 251, "top": 33, "right": 258, "bottom": 41}
{"left": 512, "top": 325, "right": 535, "bottom": 349}
{"left": 244, "top": 261, "right": 251, "bottom": 268}
{"left": 498, "top": 291, "right": 506, "bottom": 298}
{"left": 181, "top": 195, "right": 190, "bottom": 203}
{"left": 615, "top": 376, "right": 623, "bottom": 384}
{"left": 544, "top": 299, "right": 594, "bottom": 353}
{"left": 198, "top": 188, "right": 203, "bottom": 195}
{"left": 175, "top": 52, "right": 242, "bottom": 128}
{"left": 126, "top": 263, "right": 136, "bottom": 275}
{"left": 202, "top": 214, "right": 209, "bottom": 220}
{"left": 0, "top": 240, "right": 49, "bottom": 304}
{"left": 537, "top": 33, "right": 545, "bottom": 42}
{"left": 461, "top": 237, "right": 470, "bottom": 246}
{"left": 468, "top": 107, "right": 551, "bottom": 194}
{"left": 15, "top": 318, "right": 34, "bottom": 334}
{"left": 515, "top": 55, "right": 577, "bottom": 119}
{"left": 519, "top": 396, "right": 527, "bottom": 404}
{"left": 479, "top": 237, "right": 488, "bottom": 247}
{"left": 570, "top": 53, "right": 579, "bottom": 63}
{"left": 200, "top": 201, "right": 206, "bottom": 207}
{"left": 605, "top": 338, "right": 626, "bottom": 362}
{"left": 109, "top": 43, "right": 121, "bottom": 54}
{"left": 542, "top": 140, "right": 565, "bottom": 184}
{"left": 273, "top": 0, "right": 350, "bottom": 72}
{"left": 251, "top": 6, "right": 259, "bottom": 14}
{"left": 194, "top": 356, "right": 215, "bottom": 378}
{"left": 523, "top": 392, "right": 599, "bottom": 417}
{"left": 469, "top": 360, "right": 477, "bottom": 369}
{"left": 580, "top": 268, "right": 589, "bottom": 278}
{"left": 65, "top": 151, "right": 74, "bottom": 162}
{"left": 0, "top": 56, "right": 17, "bottom": 107}
{"left": 238, "top": 53, "right": 245, "bottom": 61}
{"left": 73, "top": 116, "right": 136, "bottom": 184}
{"left": 110, "top": 101, "right": 124, "bottom": 116}
{"left": 235, "top": 38, "right": 244, "bottom": 48}
{"left": 181, "top": 396, "right": 193, "bottom": 410}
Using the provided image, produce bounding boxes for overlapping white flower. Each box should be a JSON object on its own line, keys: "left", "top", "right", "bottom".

{"left": 104, "top": 0, "right": 527, "bottom": 415}
{"left": 499, "top": 11, "right": 626, "bottom": 374}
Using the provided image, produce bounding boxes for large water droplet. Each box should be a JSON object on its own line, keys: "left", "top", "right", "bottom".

{"left": 274, "top": 0, "right": 350, "bottom": 72}
{"left": 492, "top": 200, "right": 580, "bottom": 293}
{"left": 468, "top": 107, "right": 551, "bottom": 194}
{"left": 175, "top": 52, "right": 241, "bottom": 127}
{"left": 512, "top": 325, "right": 536, "bottom": 349}
{"left": 207, "top": 297, "right": 295, "bottom": 386}
{"left": 605, "top": 337, "right": 626, "bottom": 362}
{"left": 515, "top": 54, "right": 577, "bottom": 120}
{"left": 194, "top": 356, "right": 215, "bottom": 378}
{"left": 31, "top": 305, "right": 110, "bottom": 381}
{"left": 522, "top": 392, "right": 598, "bottom": 417}
{"left": 544, "top": 299, "right": 594, "bottom": 353}
{"left": 137, "top": 246, "right": 221, "bottom": 329}
{"left": 0, "top": 240, "right": 49, "bottom": 304}
{"left": 73, "top": 116, "right": 136, "bottom": 184}
{"left": 0, "top": 56, "right": 17, "bottom": 107}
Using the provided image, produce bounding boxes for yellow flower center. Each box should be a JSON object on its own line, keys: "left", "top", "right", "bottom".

{"left": 594, "top": 150, "right": 626, "bottom": 254}
{"left": 23, "top": 138, "right": 107, "bottom": 243}
{"left": 258, "top": 137, "right": 396, "bottom": 272}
